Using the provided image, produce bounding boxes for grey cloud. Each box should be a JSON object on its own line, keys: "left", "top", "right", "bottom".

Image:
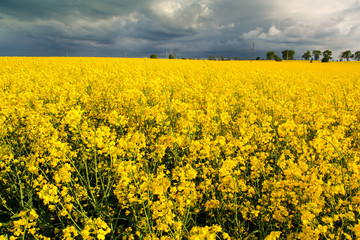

{"left": 208, "top": 0, "right": 277, "bottom": 23}
{"left": 0, "top": 0, "right": 359, "bottom": 58}
{"left": 0, "top": 0, "right": 147, "bottom": 20}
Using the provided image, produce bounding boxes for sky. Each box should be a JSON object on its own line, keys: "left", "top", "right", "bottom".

{"left": 0, "top": 0, "right": 359, "bottom": 59}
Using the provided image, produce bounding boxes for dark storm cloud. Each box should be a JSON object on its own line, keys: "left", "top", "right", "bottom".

{"left": 0, "top": 0, "right": 359, "bottom": 58}
{"left": 0, "top": 0, "right": 146, "bottom": 20}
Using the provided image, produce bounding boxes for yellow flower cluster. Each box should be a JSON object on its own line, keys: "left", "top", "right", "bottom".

{"left": 0, "top": 57, "right": 360, "bottom": 239}
{"left": 81, "top": 217, "right": 111, "bottom": 240}
{"left": 6, "top": 209, "right": 49, "bottom": 239}
{"left": 189, "top": 225, "right": 224, "bottom": 240}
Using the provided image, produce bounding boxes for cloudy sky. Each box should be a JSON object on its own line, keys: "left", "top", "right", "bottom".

{"left": 0, "top": 0, "right": 359, "bottom": 59}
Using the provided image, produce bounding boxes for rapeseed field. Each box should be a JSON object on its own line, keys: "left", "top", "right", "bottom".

{"left": 0, "top": 57, "right": 360, "bottom": 239}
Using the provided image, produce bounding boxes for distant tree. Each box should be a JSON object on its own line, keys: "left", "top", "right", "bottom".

{"left": 208, "top": 55, "right": 216, "bottom": 60}
{"left": 340, "top": 50, "right": 352, "bottom": 61}
{"left": 282, "top": 50, "right": 295, "bottom": 60}
{"left": 322, "top": 50, "right": 333, "bottom": 62}
{"left": 150, "top": 54, "right": 157, "bottom": 59}
{"left": 353, "top": 51, "right": 360, "bottom": 61}
{"left": 256, "top": 57, "right": 261, "bottom": 60}
{"left": 266, "top": 51, "right": 276, "bottom": 60}
{"left": 302, "top": 51, "right": 312, "bottom": 60}
{"left": 274, "top": 54, "right": 282, "bottom": 62}
{"left": 234, "top": 56, "right": 239, "bottom": 60}
{"left": 312, "top": 50, "right": 322, "bottom": 60}
{"left": 169, "top": 54, "right": 175, "bottom": 59}
{"left": 218, "top": 56, "right": 225, "bottom": 61}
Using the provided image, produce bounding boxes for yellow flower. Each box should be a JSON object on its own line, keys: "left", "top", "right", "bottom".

{"left": 2, "top": 57, "right": 360, "bottom": 239}
{"left": 63, "top": 226, "right": 79, "bottom": 239}
{"left": 81, "top": 218, "right": 111, "bottom": 240}
{"left": 264, "top": 231, "right": 282, "bottom": 240}
{"left": 352, "top": 221, "right": 360, "bottom": 239}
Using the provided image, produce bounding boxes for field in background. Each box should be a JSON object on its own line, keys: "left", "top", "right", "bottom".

{"left": 1, "top": 57, "right": 360, "bottom": 239}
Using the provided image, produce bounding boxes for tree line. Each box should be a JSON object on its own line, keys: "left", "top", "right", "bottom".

{"left": 149, "top": 49, "right": 360, "bottom": 61}
{"left": 266, "top": 49, "right": 360, "bottom": 62}
{"left": 338, "top": 50, "right": 360, "bottom": 61}
{"left": 265, "top": 50, "right": 332, "bottom": 62}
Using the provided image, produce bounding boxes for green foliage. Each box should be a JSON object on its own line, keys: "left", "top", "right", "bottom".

{"left": 354, "top": 51, "right": 360, "bottom": 61}
{"left": 150, "top": 54, "right": 157, "bottom": 59}
{"left": 274, "top": 54, "right": 282, "bottom": 62}
{"left": 282, "top": 50, "right": 295, "bottom": 60}
{"left": 266, "top": 51, "right": 276, "bottom": 60}
{"left": 341, "top": 50, "right": 352, "bottom": 61}
{"left": 169, "top": 54, "right": 175, "bottom": 59}
{"left": 322, "top": 50, "right": 333, "bottom": 62}
{"left": 312, "top": 50, "right": 322, "bottom": 60}
{"left": 302, "top": 51, "right": 312, "bottom": 60}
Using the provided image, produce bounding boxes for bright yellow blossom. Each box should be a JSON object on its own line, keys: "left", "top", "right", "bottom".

{"left": 1, "top": 57, "right": 360, "bottom": 239}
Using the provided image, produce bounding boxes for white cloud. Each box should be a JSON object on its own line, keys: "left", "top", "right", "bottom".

{"left": 241, "top": 0, "right": 360, "bottom": 58}
{"left": 149, "top": 0, "right": 212, "bottom": 31}
{"left": 242, "top": 27, "right": 263, "bottom": 39}
{"left": 268, "top": 25, "right": 281, "bottom": 36}
{"left": 153, "top": 1, "right": 182, "bottom": 16}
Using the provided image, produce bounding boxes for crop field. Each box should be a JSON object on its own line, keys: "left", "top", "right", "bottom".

{"left": 1, "top": 57, "right": 360, "bottom": 239}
